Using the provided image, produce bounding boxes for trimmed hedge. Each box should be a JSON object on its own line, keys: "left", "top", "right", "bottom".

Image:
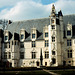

{"left": 1, "top": 66, "right": 75, "bottom": 71}
{"left": 46, "top": 66, "right": 75, "bottom": 70}
{"left": 0, "top": 67, "right": 42, "bottom": 71}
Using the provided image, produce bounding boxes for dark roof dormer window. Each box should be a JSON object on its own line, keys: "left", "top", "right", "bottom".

{"left": 32, "top": 34, "right": 35, "bottom": 39}
{"left": 67, "top": 30, "right": 71, "bottom": 36}
{"left": 21, "top": 34, "right": 24, "bottom": 39}
{"left": 5, "top": 36, "right": 8, "bottom": 40}
{"left": 45, "top": 32, "right": 48, "bottom": 37}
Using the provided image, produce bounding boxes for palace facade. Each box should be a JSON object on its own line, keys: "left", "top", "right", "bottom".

{"left": 0, "top": 4, "right": 75, "bottom": 67}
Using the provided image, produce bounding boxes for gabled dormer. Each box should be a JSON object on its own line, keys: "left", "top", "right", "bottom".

{"left": 66, "top": 22, "right": 72, "bottom": 38}
{"left": 43, "top": 25, "right": 49, "bottom": 40}
{"left": 31, "top": 27, "right": 37, "bottom": 41}
{"left": 4, "top": 30, "right": 9, "bottom": 42}
{"left": 20, "top": 29, "right": 25, "bottom": 42}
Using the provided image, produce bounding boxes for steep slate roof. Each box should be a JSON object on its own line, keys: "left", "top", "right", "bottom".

{"left": 7, "top": 15, "right": 75, "bottom": 41}
{"left": 7, "top": 18, "right": 50, "bottom": 40}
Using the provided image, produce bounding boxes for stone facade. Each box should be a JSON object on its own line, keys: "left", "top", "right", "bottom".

{"left": 0, "top": 4, "right": 75, "bottom": 67}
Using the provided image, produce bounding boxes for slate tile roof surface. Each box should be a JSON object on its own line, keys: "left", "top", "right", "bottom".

{"left": 7, "top": 15, "right": 75, "bottom": 40}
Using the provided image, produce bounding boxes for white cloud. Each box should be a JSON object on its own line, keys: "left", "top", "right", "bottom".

{"left": 0, "top": 0, "right": 75, "bottom": 21}
{"left": 0, "top": 0, "right": 50, "bottom": 21}
{"left": 55, "top": 0, "right": 75, "bottom": 15}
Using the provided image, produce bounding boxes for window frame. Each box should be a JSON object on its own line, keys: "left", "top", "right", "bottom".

{"left": 45, "top": 32, "right": 48, "bottom": 37}
{"left": 68, "top": 50, "right": 72, "bottom": 58}
{"left": 67, "top": 30, "right": 71, "bottom": 36}
{"left": 52, "top": 37, "right": 55, "bottom": 42}
{"left": 45, "top": 40, "right": 49, "bottom": 47}
{"left": 20, "top": 42, "right": 24, "bottom": 48}
{"left": 20, "top": 52, "right": 24, "bottom": 59}
{"left": 51, "top": 25, "right": 55, "bottom": 29}
{"left": 45, "top": 51, "right": 49, "bottom": 59}
{"left": 21, "top": 34, "right": 24, "bottom": 40}
{"left": 52, "top": 58, "right": 56, "bottom": 64}
{"left": 52, "top": 51, "right": 55, "bottom": 55}
{"left": 32, "top": 52, "right": 36, "bottom": 59}
{"left": 67, "top": 39, "right": 71, "bottom": 46}
{"left": 32, "top": 34, "right": 35, "bottom": 39}
{"left": 5, "top": 36, "right": 8, "bottom": 40}
{"left": 32, "top": 41, "right": 36, "bottom": 47}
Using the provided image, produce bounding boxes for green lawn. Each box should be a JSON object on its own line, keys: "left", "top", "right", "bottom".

{"left": 0, "top": 70, "right": 51, "bottom": 75}
{"left": 51, "top": 70, "right": 75, "bottom": 75}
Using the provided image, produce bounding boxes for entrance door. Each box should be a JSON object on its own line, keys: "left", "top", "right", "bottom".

{"left": 45, "top": 62, "right": 47, "bottom": 66}
{"left": 36, "top": 61, "right": 39, "bottom": 66}
{"left": 10, "top": 63, "right": 12, "bottom": 67}
{"left": 63, "top": 61, "right": 66, "bottom": 66}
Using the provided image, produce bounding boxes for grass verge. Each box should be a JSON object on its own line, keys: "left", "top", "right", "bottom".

{"left": 51, "top": 69, "right": 75, "bottom": 75}
{"left": 0, "top": 70, "right": 51, "bottom": 75}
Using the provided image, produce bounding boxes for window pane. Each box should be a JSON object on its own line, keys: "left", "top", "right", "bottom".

{"left": 51, "top": 25, "right": 55, "bottom": 29}
{"left": 45, "top": 33, "right": 48, "bottom": 37}
{"left": 21, "top": 35, "right": 24, "bottom": 39}
{"left": 20, "top": 52, "right": 24, "bottom": 59}
{"left": 68, "top": 50, "right": 72, "bottom": 58}
{"left": 67, "top": 40, "right": 71, "bottom": 46}
{"left": 32, "top": 52, "right": 36, "bottom": 59}
{"left": 20, "top": 42, "right": 24, "bottom": 48}
{"left": 52, "top": 51, "right": 55, "bottom": 55}
{"left": 45, "top": 51, "right": 49, "bottom": 59}
{"left": 67, "top": 30, "right": 71, "bottom": 36}
{"left": 45, "top": 40, "right": 49, "bottom": 47}
{"left": 52, "top": 58, "right": 56, "bottom": 64}
{"left": 32, "top": 34, "right": 35, "bottom": 38}
{"left": 5, "top": 36, "right": 8, "bottom": 40}
{"left": 52, "top": 37, "right": 55, "bottom": 42}
{"left": 32, "top": 41, "right": 36, "bottom": 47}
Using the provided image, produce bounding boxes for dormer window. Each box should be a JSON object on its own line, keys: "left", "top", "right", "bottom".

{"left": 51, "top": 25, "right": 55, "bottom": 29}
{"left": 5, "top": 36, "right": 8, "bottom": 40}
{"left": 20, "top": 29, "right": 25, "bottom": 41}
{"left": 32, "top": 34, "right": 35, "bottom": 38}
{"left": 67, "top": 30, "right": 71, "bottom": 36}
{"left": 45, "top": 32, "right": 48, "bottom": 37}
{"left": 67, "top": 23, "right": 72, "bottom": 37}
{"left": 4, "top": 30, "right": 9, "bottom": 42}
{"left": 21, "top": 34, "right": 24, "bottom": 39}
{"left": 31, "top": 28, "right": 36, "bottom": 40}
{"left": 43, "top": 25, "right": 48, "bottom": 39}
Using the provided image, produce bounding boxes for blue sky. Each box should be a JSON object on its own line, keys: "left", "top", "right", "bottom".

{"left": 0, "top": 0, "right": 75, "bottom": 21}
{"left": 41, "top": 0, "right": 57, "bottom": 5}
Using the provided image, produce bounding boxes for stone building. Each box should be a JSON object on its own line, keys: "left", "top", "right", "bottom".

{"left": 0, "top": 4, "right": 75, "bottom": 67}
